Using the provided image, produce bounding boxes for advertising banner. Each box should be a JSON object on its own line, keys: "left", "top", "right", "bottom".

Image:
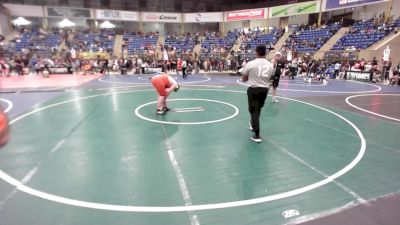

{"left": 226, "top": 8, "right": 267, "bottom": 21}
{"left": 47, "top": 7, "right": 91, "bottom": 18}
{"left": 96, "top": 10, "right": 138, "bottom": 21}
{"left": 269, "top": 1, "right": 319, "bottom": 18}
{"left": 141, "top": 12, "right": 182, "bottom": 23}
{"left": 184, "top": 12, "right": 223, "bottom": 23}
{"left": 325, "top": 0, "right": 388, "bottom": 10}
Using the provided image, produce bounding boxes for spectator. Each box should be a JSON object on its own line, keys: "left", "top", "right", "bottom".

{"left": 390, "top": 67, "right": 399, "bottom": 86}
{"left": 334, "top": 61, "right": 342, "bottom": 79}
{"left": 182, "top": 59, "right": 187, "bottom": 79}
{"left": 0, "top": 60, "right": 10, "bottom": 77}
{"left": 13, "top": 57, "right": 23, "bottom": 76}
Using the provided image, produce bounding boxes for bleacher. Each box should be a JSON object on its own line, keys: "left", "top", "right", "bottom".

{"left": 285, "top": 24, "right": 340, "bottom": 52}
{"left": 243, "top": 28, "right": 283, "bottom": 50}
{"left": 332, "top": 20, "right": 392, "bottom": 50}
{"left": 124, "top": 33, "right": 158, "bottom": 54}
{"left": 75, "top": 31, "right": 115, "bottom": 52}
{"left": 15, "top": 32, "right": 36, "bottom": 52}
{"left": 392, "top": 17, "right": 400, "bottom": 27}
{"left": 164, "top": 35, "right": 196, "bottom": 52}
{"left": 14, "top": 31, "right": 61, "bottom": 57}
{"left": 202, "top": 30, "right": 239, "bottom": 52}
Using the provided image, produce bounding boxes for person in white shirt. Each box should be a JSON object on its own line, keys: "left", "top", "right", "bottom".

{"left": 334, "top": 62, "right": 341, "bottom": 79}
{"left": 242, "top": 45, "right": 274, "bottom": 143}
{"left": 112, "top": 59, "right": 119, "bottom": 71}
{"left": 182, "top": 59, "right": 188, "bottom": 79}
{"left": 137, "top": 58, "right": 143, "bottom": 74}
{"left": 141, "top": 61, "right": 147, "bottom": 74}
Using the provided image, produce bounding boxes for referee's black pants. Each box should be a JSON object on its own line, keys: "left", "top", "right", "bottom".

{"left": 247, "top": 87, "right": 269, "bottom": 137}
{"left": 182, "top": 67, "right": 187, "bottom": 78}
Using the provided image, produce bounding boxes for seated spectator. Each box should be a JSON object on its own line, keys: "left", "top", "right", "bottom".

{"left": 390, "top": 66, "right": 399, "bottom": 86}
{"left": 0, "top": 60, "right": 10, "bottom": 77}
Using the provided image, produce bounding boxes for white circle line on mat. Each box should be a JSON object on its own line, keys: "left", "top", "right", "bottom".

{"left": 0, "top": 88, "right": 366, "bottom": 212}
{"left": 277, "top": 80, "right": 327, "bottom": 86}
{"left": 0, "top": 98, "right": 13, "bottom": 113}
{"left": 135, "top": 98, "right": 239, "bottom": 125}
{"left": 236, "top": 79, "right": 381, "bottom": 93}
{"left": 99, "top": 75, "right": 211, "bottom": 85}
{"left": 345, "top": 94, "right": 400, "bottom": 122}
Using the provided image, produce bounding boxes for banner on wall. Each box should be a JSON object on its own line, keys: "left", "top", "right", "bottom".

{"left": 226, "top": 8, "right": 267, "bottom": 21}
{"left": 269, "top": 1, "right": 319, "bottom": 18}
{"left": 47, "top": 7, "right": 91, "bottom": 18}
{"left": 96, "top": 10, "right": 138, "bottom": 21}
{"left": 141, "top": 12, "right": 181, "bottom": 23}
{"left": 325, "top": 0, "right": 388, "bottom": 10}
{"left": 184, "top": 12, "right": 223, "bottom": 23}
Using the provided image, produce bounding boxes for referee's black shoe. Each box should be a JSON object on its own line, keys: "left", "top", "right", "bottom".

{"left": 162, "top": 107, "right": 171, "bottom": 112}
{"left": 251, "top": 135, "right": 262, "bottom": 143}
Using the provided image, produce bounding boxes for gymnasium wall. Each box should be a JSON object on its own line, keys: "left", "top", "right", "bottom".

{"left": 360, "top": 33, "right": 400, "bottom": 65}
{"left": 3, "top": 4, "right": 43, "bottom": 17}
{"left": 164, "top": 23, "right": 181, "bottom": 34}
{"left": 47, "top": 18, "right": 89, "bottom": 29}
{"left": 390, "top": 1, "right": 400, "bottom": 18}
{"left": 1, "top": 1, "right": 398, "bottom": 35}
{"left": 268, "top": 18, "right": 280, "bottom": 28}
{"left": 0, "top": 11, "right": 11, "bottom": 36}
{"left": 224, "top": 19, "right": 280, "bottom": 31}
{"left": 224, "top": 21, "right": 243, "bottom": 32}
{"left": 142, "top": 22, "right": 165, "bottom": 34}
{"left": 184, "top": 23, "right": 219, "bottom": 34}
{"left": 288, "top": 14, "right": 309, "bottom": 26}
{"left": 121, "top": 21, "right": 140, "bottom": 32}
{"left": 351, "top": 2, "right": 387, "bottom": 20}
{"left": 249, "top": 19, "right": 266, "bottom": 29}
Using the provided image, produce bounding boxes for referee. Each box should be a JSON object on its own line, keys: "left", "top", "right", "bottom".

{"left": 242, "top": 45, "right": 274, "bottom": 143}
{"left": 271, "top": 52, "right": 285, "bottom": 103}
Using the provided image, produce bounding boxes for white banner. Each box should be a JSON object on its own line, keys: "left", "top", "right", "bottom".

{"left": 96, "top": 10, "right": 138, "bottom": 21}
{"left": 183, "top": 12, "right": 223, "bottom": 23}
{"left": 141, "top": 12, "right": 182, "bottom": 23}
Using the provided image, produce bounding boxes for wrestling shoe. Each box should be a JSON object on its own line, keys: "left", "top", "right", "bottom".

{"left": 251, "top": 135, "right": 262, "bottom": 143}
{"left": 156, "top": 109, "right": 166, "bottom": 115}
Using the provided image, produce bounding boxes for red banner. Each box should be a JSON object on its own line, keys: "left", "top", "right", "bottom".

{"left": 226, "top": 9, "right": 265, "bottom": 21}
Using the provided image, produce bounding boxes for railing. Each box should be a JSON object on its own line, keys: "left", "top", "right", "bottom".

{"left": 316, "top": 50, "right": 360, "bottom": 62}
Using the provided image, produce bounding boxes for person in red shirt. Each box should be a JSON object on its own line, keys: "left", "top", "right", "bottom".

{"left": 0, "top": 60, "right": 10, "bottom": 77}
{"left": 0, "top": 109, "right": 10, "bottom": 148}
{"left": 151, "top": 73, "right": 180, "bottom": 115}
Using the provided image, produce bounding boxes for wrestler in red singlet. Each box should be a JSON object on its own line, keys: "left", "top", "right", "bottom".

{"left": 151, "top": 73, "right": 180, "bottom": 115}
